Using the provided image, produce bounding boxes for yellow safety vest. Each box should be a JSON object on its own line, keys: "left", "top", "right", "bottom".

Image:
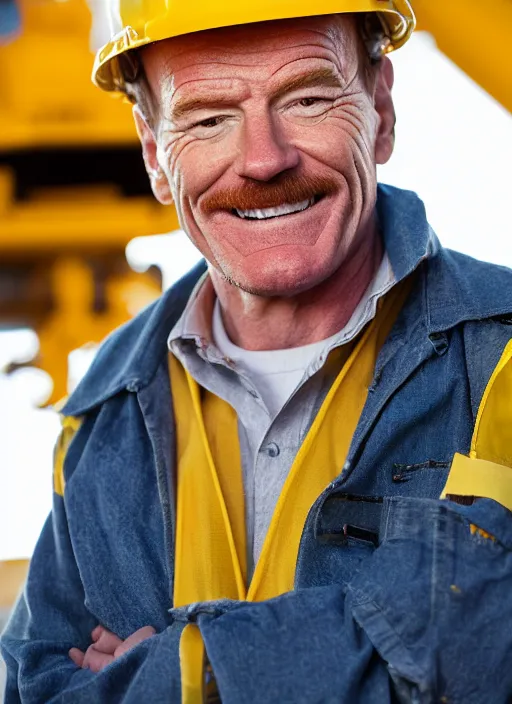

{"left": 169, "top": 278, "right": 412, "bottom": 704}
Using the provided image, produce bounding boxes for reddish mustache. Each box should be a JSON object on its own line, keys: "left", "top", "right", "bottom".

{"left": 201, "top": 175, "right": 337, "bottom": 212}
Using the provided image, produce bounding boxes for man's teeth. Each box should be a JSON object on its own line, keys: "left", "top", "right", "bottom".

{"left": 235, "top": 198, "right": 313, "bottom": 220}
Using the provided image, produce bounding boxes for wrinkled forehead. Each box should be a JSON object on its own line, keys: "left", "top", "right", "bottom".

{"left": 141, "top": 14, "right": 361, "bottom": 93}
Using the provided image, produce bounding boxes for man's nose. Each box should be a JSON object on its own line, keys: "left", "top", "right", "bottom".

{"left": 234, "top": 110, "right": 300, "bottom": 181}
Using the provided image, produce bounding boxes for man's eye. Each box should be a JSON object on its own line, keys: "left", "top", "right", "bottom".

{"left": 187, "top": 114, "right": 231, "bottom": 139}
{"left": 287, "top": 96, "right": 333, "bottom": 119}
{"left": 299, "top": 98, "right": 320, "bottom": 107}
{"left": 194, "top": 116, "right": 224, "bottom": 129}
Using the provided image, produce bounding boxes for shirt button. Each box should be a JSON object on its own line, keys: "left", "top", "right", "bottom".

{"left": 266, "top": 442, "right": 280, "bottom": 458}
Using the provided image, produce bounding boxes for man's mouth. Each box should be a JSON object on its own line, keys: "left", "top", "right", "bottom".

{"left": 233, "top": 196, "right": 316, "bottom": 220}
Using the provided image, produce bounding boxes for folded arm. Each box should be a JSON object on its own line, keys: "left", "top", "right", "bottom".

{"left": 0, "top": 486, "right": 183, "bottom": 704}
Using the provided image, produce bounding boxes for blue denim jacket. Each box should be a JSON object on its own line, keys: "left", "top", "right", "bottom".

{"left": 3, "top": 185, "right": 512, "bottom": 703}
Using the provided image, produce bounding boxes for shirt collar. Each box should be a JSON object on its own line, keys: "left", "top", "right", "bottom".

{"left": 167, "top": 251, "right": 397, "bottom": 366}
{"left": 168, "top": 270, "right": 214, "bottom": 350}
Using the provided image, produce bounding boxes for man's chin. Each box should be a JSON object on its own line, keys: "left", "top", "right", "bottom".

{"left": 216, "top": 257, "right": 331, "bottom": 299}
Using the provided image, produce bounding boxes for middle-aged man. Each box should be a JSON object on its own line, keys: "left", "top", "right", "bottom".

{"left": 3, "top": 1, "right": 512, "bottom": 702}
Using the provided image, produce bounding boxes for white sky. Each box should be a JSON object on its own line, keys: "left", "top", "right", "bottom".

{"left": 0, "top": 32, "right": 510, "bottom": 561}
{"left": 378, "top": 33, "right": 512, "bottom": 265}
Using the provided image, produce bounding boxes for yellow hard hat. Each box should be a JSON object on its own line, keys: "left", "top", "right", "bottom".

{"left": 93, "top": 0, "right": 415, "bottom": 93}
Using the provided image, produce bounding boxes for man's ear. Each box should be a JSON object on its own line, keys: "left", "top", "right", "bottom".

{"left": 374, "top": 57, "right": 396, "bottom": 166}
{"left": 132, "top": 105, "right": 173, "bottom": 205}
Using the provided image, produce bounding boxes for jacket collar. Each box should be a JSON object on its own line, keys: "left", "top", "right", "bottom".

{"left": 425, "top": 243, "right": 512, "bottom": 333}
{"left": 378, "top": 183, "right": 512, "bottom": 333}
{"left": 62, "top": 185, "right": 512, "bottom": 417}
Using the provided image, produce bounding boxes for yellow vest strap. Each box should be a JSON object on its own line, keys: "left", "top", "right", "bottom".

{"left": 53, "top": 415, "right": 82, "bottom": 497}
{"left": 441, "top": 453, "right": 512, "bottom": 512}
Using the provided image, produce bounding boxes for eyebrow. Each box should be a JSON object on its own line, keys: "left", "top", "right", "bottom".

{"left": 170, "top": 67, "right": 344, "bottom": 121}
{"left": 170, "top": 95, "right": 226, "bottom": 121}
{"left": 270, "top": 67, "right": 345, "bottom": 101}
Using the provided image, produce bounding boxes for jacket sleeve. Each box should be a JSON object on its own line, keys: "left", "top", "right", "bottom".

{"left": 0, "top": 427, "right": 184, "bottom": 704}
{"left": 197, "top": 585, "right": 392, "bottom": 704}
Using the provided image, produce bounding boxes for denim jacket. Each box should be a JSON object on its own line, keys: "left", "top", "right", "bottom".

{"left": 2, "top": 184, "right": 512, "bottom": 703}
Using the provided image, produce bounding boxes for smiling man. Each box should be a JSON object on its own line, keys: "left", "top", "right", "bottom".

{"left": 134, "top": 15, "right": 391, "bottom": 355}
{"left": 3, "top": 1, "right": 512, "bottom": 703}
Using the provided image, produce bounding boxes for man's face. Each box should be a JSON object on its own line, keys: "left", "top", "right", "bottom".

{"left": 137, "top": 15, "right": 394, "bottom": 296}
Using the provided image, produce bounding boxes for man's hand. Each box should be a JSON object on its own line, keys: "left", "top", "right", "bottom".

{"left": 69, "top": 625, "right": 156, "bottom": 673}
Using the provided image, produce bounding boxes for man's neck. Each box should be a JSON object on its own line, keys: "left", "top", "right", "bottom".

{"left": 210, "top": 230, "right": 383, "bottom": 351}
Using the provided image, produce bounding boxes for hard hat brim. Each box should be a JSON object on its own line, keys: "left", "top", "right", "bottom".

{"left": 93, "top": 0, "right": 415, "bottom": 93}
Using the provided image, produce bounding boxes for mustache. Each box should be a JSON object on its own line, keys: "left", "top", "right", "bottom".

{"left": 201, "top": 174, "right": 337, "bottom": 212}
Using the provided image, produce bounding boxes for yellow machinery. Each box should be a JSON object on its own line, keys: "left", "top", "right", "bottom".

{"left": 0, "top": 0, "right": 179, "bottom": 405}
{"left": 414, "top": 0, "right": 510, "bottom": 114}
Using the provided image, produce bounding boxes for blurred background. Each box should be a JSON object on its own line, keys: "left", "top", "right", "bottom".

{"left": 0, "top": 0, "right": 510, "bottom": 694}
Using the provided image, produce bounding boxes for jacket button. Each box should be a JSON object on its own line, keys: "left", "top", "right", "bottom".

{"left": 428, "top": 331, "right": 449, "bottom": 356}
{"left": 266, "top": 442, "right": 280, "bottom": 458}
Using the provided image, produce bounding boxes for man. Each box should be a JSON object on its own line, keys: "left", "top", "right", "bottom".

{"left": 2, "top": 1, "right": 512, "bottom": 702}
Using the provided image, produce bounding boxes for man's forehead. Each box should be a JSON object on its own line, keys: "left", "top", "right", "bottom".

{"left": 141, "top": 14, "right": 359, "bottom": 89}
